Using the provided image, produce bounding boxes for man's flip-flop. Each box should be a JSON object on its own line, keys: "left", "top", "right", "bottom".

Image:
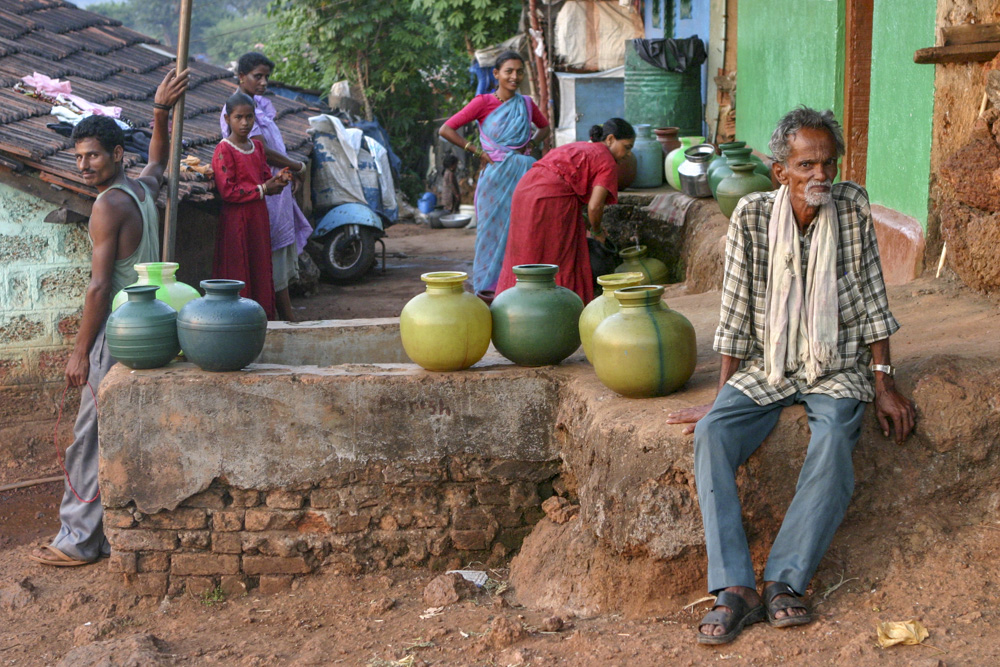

{"left": 696, "top": 591, "right": 767, "bottom": 645}
{"left": 763, "top": 582, "right": 814, "bottom": 628}
{"left": 27, "top": 544, "right": 96, "bottom": 567}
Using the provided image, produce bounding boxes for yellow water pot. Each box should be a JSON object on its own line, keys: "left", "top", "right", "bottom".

{"left": 591, "top": 285, "right": 697, "bottom": 398}
{"left": 578, "top": 271, "right": 645, "bottom": 363}
{"left": 400, "top": 271, "right": 492, "bottom": 371}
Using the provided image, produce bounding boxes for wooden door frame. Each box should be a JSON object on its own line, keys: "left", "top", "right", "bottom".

{"left": 843, "top": 0, "right": 873, "bottom": 185}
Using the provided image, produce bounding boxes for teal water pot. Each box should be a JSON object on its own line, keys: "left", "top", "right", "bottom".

{"left": 490, "top": 264, "right": 584, "bottom": 367}
{"left": 177, "top": 279, "right": 267, "bottom": 372}
{"left": 105, "top": 285, "right": 180, "bottom": 369}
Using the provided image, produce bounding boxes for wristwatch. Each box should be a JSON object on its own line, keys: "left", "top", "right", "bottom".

{"left": 871, "top": 364, "right": 895, "bottom": 376}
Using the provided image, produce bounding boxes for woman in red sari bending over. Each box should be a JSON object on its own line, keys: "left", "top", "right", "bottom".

{"left": 496, "top": 118, "right": 635, "bottom": 304}
{"left": 212, "top": 92, "right": 291, "bottom": 319}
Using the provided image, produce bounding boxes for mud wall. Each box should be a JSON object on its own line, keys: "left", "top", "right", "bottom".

{"left": 927, "top": 0, "right": 1000, "bottom": 262}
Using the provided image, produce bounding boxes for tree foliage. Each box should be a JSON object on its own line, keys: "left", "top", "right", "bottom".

{"left": 265, "top": 0, "right": 518, "bottom": 197}
{"left": 410, "top": 0, "right": 521, "bottom": 52}
{"left": 89, "top": 0, "right": 271, "bottom": 55}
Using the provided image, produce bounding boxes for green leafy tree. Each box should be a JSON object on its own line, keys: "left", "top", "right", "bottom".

{"left": 203, "top": 11, "right": 277, "bottom": 67}
{"left": 265, "top": 0, "right": 519, "bottom": 197}
{"left": 411, "top": 0, "right": 521, "bottom": 53}
{"left": 89, "top": 0, "right": 269, "bottom": 57}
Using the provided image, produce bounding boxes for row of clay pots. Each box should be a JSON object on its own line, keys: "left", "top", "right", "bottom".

{"left": 106, "top": 278, "right": 266, "bottom": 373}
{"left": 707, "top": 140, "right": 775, "bottom": 216}
{"left": 399, "top": 265, "right": 697, "bottom": 398}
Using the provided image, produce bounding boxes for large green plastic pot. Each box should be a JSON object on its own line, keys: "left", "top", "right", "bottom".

{"left": 177, "top": 279, "right": 267, "bottom": 372}
{"left": 717, "top": 163, "right": 774, "bottom": 218}
{"left": 105, "top": 285, "right": 179, "bottom": 369}
{"left": 591, "top": 285, "right": 697, "bottom": 398}
{"left": 490, "top": 265, "right": 584, "bottom": 367}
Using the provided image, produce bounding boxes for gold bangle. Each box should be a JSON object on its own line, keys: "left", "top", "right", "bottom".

{"left": 464, "top": 141, "right": 474, "bottom": 153}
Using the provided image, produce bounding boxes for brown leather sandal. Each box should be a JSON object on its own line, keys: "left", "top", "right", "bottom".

{"left": 763, "top": 582, "right": 814, "bottom": 628}
{"left": 696, "top": 591, "right": 767, "bottom": 645}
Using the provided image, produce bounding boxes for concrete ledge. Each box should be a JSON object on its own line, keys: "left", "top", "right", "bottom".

{"left": 99, "top": 361, "right": 561, "bottom": 513}
{"left": 259, "top": 318, "right": 407, "bottom": 366}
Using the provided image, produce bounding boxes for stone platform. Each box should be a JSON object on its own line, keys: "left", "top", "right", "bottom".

{"left": 97, "top": 277, "right": 1000, "bottom": 604}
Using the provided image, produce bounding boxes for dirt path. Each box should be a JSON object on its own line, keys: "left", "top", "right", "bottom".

{"left": 2, "top": 224, "right": 998, "bottom": 665}
{"left": 294, "top": 223, "right": 477, "bottom": 321}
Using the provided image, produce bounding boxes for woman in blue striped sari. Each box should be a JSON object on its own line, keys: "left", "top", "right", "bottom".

{"left": 439, "top": 51, "right": 550, "bottom": 298}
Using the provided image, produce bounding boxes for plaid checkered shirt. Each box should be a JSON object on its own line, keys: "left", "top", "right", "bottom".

{"left": 714, "top": 181, "right": 899, "bottom": 406}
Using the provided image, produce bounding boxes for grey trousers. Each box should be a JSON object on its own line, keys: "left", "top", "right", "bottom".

{"left": 52, "top": 322, "right": 113, "bottom": 562}
{"left": 694, "top": 384, "right": 865, "bottom": 595}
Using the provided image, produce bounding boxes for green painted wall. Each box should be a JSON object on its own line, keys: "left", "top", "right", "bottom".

{"left": 735, "top": 0, "right": 845, "bottom": 155}
{"left": 865, "top": 2, "right": 936, "bottom": 228}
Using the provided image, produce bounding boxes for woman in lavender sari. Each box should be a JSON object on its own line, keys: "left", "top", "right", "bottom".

{"left": 440, "top": 51, "right": 550, "bottom": 297}
{"left": 221, "top": 52, "right": 313, "bottom": 321}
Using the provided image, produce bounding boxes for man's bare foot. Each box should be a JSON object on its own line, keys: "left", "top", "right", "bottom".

{"left": 699, "top": 586, "right": 762, "bottom": 637}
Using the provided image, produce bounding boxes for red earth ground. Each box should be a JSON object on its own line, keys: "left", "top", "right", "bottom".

{"left": 2, "top": 222, "right": 997, "bottom": 666}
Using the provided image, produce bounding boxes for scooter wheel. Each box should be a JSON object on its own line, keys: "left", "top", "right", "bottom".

{"left": 320, "top": 226, "right": 378, "bottom": 283}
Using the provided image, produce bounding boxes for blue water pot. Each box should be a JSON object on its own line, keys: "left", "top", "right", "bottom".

{"left": 417, "top": 191, "right": 437, "bottom": 214}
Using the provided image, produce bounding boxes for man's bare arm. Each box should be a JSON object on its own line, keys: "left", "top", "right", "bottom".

{"left": 664, "top": 354, "right": 742, "bottom": 434}
{"left": 66, "top": 198, "right": 125, "bottom": 387}
{"left": 869, "top": 338, "right": 916, "bottom": 444}
{"left": 138, "top": 68, "right": 190, "bottom": 190}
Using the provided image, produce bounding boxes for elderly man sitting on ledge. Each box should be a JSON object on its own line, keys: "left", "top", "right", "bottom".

{"left": 667, "top": 106, "right": 916, "bottom": 645}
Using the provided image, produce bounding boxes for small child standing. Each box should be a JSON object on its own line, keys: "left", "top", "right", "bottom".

{"left": 438, "top": 153, "right": 461, "bottom": 214}
{"left": 212, "top": 91, "right": 291, "bottom": 319}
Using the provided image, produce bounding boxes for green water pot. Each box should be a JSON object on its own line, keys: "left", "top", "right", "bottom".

{"left": 615, "top": 245, "right": 670, "bottom": 285}
{"left": 717, "top": 140, "right": 747, "bottom": 152}
{"left": 708, "top": 147, "right": 771, "bottom": 197}
{"left": 490, "top": 264, "right": 584, "bottom": 367}
{"left": 665, "top": 135, "right": 704, "bottom": 190}
{"left": 111, "top": 262, "right": 200, "bottom": 312}
{"left": 105, "top": 285, "right": 180, "bottom": 369}
{"left": 591, "top": 285, "right": 697, "bottom": 398}
{"left": 177, "top": 279, "right": 267, "bottom": 372}
{"left": 717, "top": 162, "right": 774, "bottom": 218}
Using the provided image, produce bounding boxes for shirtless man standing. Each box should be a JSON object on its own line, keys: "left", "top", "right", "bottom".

{"left": 29, "top": 68, "right": 189, "bottom": 566}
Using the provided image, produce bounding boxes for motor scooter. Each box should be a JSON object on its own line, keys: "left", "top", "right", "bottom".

{"left": 311, "top": 202, "right": 392, "bottom": 283}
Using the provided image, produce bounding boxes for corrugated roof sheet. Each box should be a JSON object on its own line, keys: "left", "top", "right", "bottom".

{"left": 0, "top": 0, "right": 316, "bottom": 203}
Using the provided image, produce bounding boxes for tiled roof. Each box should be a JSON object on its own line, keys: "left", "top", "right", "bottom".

{"left": 0, "top": 0, "right": 315, "bottom": 203}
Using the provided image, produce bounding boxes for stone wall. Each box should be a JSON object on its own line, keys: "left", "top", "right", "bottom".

{"left": 0, "top": 183, "right": 89, "bottom": 483}
{"left": 0, "top": 182, "right": 219, "bottom": 483}
{"left": 105, "top": 459, "right": 559, "bottom": 597}
{"left": 97, "top": 355, "right": 563, "bottom": 596}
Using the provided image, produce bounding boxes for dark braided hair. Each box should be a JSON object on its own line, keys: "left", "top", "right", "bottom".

{"left": 589, "top": 118, "right": 635, "bottom": 142}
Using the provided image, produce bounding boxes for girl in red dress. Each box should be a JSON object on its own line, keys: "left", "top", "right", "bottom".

{"left": 495, "top": 118, "right": 635, "bottom": 304}
{"left": 212, "top": 92, "right": 291, "bottom": 319}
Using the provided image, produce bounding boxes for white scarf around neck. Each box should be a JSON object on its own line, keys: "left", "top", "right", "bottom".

{"left": 763, "top": 184, "right": 840, "bottom": 386}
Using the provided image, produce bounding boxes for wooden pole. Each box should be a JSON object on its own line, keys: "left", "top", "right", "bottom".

{"left": 162, "top": 0, "right": 193, "bottom": 262}
{"left": 527, "top": 0, "right": 551, "bottom": 148}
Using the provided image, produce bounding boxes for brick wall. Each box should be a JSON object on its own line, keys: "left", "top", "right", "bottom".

{"left": 105, "top": 457, "right": 561, "bottom": 597}
{"left": 0, "top": 183, "right": 89, "bottom": 482}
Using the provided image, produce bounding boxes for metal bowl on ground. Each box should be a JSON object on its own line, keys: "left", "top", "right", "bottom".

{"left": 440, "top": 213, "right": 472, "bottom": 229}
